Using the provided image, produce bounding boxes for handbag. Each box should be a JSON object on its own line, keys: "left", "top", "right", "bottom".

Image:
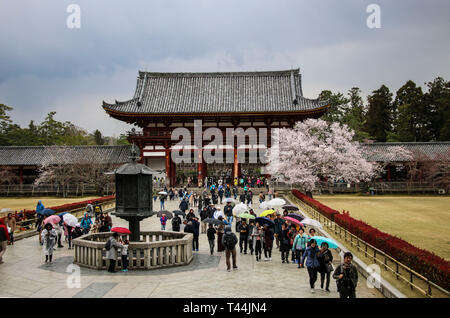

{"left": 326, "top": 263, "right": 334, "bottom": 273}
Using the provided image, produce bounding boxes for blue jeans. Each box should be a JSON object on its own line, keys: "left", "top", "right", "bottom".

{"left": 227, "top": 215, "right": 233, "bottom": 226}
{"left": 121, "top": 255, "right": 128, "bottom": 270}
{"left": 160, "top": 201, "right": 165, "bottom": 210}
{"left": 161, "top": 224, "right": 166, "bottom": 230}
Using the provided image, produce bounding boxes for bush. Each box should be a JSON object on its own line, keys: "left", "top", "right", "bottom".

{"left": 291, "top": 189, "right": 339, "bottom": 221}
{"left": 292, "top": 189, "right": 450, "bottom": 291}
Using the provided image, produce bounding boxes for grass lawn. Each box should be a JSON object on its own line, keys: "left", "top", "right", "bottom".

{"left": 315, "top": 194, "right": 450, "bottom": 260}
{"left": 0, "top": 196, "right": 98, "bottom": 217}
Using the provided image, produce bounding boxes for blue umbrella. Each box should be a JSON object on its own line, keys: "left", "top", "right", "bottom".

{"left": 37, "top": 208, "right": 55, "bottom": 216}
{"left": 255, "top": 217, "right": 275, "bottom": 228}
{"left": 312, "top": 236, "right": 339, "bottom": 249}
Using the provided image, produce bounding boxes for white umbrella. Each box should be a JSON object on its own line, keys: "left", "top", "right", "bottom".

{"left": 213, "top": 209, "right": 224, "bottom": 219}
{"left": 259, "top": 201, "right": 271, "bottom": 210}
{"left": 63, "top": 214, "right": 78, "bottom": 227}
{"left": 223, "top": 198, "right": 235, "bottom": 203}
{"left": 301, "top": 218, "right": 323, "bottom": 228}
{"left": 158, "top": 191, "right": 168, "bottom": 195}
{"left": 0, "top": 208, "right": 13, "bottom": 213}
{"left": 269, "top": 198, "right": 286, "bottom": 207}
{"left": 233, "top": 203, "right": 248, "bottom": 215}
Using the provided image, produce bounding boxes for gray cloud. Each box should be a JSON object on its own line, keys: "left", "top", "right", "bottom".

{"left": 1, "top": 0, "right": 449, "bottom": 135}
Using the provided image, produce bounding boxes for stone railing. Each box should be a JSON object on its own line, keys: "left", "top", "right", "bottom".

{"left": 72, "top": 231, "right": 193, "bottom": 270}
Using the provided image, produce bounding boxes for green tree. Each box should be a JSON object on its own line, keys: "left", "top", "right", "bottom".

{"left": 0, "top": 104, "right": 13, "bottom": 146}
{"left": 423, "top": 77, "right": 450, "bottom": 141}
{"left": 93, "top": 129, "right": 105, "bottom": 145}
{"left": 319, "top": 90, "right": 350, "bottom": 124}
{"left": 364, "top": 85, "right": 394, "bottom": 142}
{"left": 342, "top": 87, "right": 371, "bottom": 141}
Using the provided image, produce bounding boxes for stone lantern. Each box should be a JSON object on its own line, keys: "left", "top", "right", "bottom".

{"left": 112, "top": 144, "right": 156, "bottom": 241}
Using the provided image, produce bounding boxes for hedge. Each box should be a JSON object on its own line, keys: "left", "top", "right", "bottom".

{"left": 292, "top": 189, "right": 450, "bottom": 291}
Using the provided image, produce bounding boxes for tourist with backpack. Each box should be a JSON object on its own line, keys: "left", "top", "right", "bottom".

{"left": 105, "top": 232, "right": 123, "bottom": 273}
{"left": 301, "top": 238, "right": 320, "bottom": 293}
{"left": 171, "top": 214, "right": 182, "bottom": 232}
{"left": 292, "top": 227, "right": 308, "bottom": 268}
{"left": 222, "top": 226, "right": 238, "bottom": 272}
{"left": 333, "top": 252, "right": 358, "bottom": 298}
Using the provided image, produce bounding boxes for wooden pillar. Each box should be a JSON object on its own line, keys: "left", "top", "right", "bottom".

{"left": 138, "top": 143, "right": 144, "bottom": 164}
{"left": 19, "top": 166, "right": 23, "bottom": 185}
{"left": 165, "top": 148, "right": 171, "bottom": 187}
{"left": 170, "top": 156, "right": 176, "bottom": 187}
{"left": 233, "top": 147, "right": 239, "bottom": 179}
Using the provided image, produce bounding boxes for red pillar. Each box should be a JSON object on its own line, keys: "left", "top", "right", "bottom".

{"left": 197, "top": 148, "right": 204, "bottom": 187}
{"left": 170, "top": 155, "right": 176, "bottom": 187}
{"left": 165, "top": 148, "right": 171, "bottom": 187}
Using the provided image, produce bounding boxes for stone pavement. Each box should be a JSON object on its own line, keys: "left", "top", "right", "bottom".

{"left": 0, "top": 196, "right": 383, "bottom": 298}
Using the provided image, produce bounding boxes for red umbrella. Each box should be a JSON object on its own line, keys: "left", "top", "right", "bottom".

{"left": 283, "top": 216, "right": 303, "bottom": 226}
{"left": 111, "top": 227, "right": 131, "bottom": 234}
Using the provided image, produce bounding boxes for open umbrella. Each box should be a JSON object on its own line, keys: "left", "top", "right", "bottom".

{"left": 223, "top": 198, "right": 234, "bottom": 203}
{"left": 233, "top": 203, "right": 248, "bottom": 215}
{"left": 259, "top": 209, "right": 276, "bottom": 217}
{"left": 203, "top": 218, "right": 225, "bottom": 226}
{"left": 255, "top": 217, "right": 275, "bottom": 228}
{"left": 172, "top": 210, "right": 185, "bottom": 217}
{"left": 301, "top": 218, "right": 323, "bottom": 228}
{"left": 282, "top": 204, "right": 299, "bottom": 211}
{"left": 44, "top": 215, "right": 61, "bottom": 225}
{"left": 238, "top": 213, "right": 256, "bottom": 220}
{"left": 286, "top": 213, "right": 305, "bottom": 222}
{"left": 38, "top": 208, "right": 55, "bottom": 216}
{"left": 158, "top": 191, "right": 168, "bottom": 195}
{"left": 156, "top": 210, "right": 173, "bottom": 219}
{"left": 259, "top": 201, "right": 271, "bottom": 210}
{"left": 63, "top": 213, "right": 78, "bottom": 227}
{"left": 283, "top": 216, "right": 303, "bottom": 226}
{"left": 111, "top": 227, "right": 132, "bottom": 234}
{"left": 311, "top": 236, "right": 339, "bottom": 249}
{"left": 0, "top": 208, "right": 13, "bottom": 213}
{"left": 269, "top": 198, "right": 286, "bottom": 207}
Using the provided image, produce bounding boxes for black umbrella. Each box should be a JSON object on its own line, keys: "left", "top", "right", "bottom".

{"left": 172, "top": 210, "right": 186, "bottom": 217}
{"left": 282, "top": 204, "right": 299, "bottom": 211}
{"left": 286, "top": 213, "right": 304, "bottom": 222}
{"left": 254, "top": 217, "right": 275, "bottom": 228}
{"left": 203, "top": 218, "right": 225, "bottom": 226}
{"left": 156, "top": 210, "right": 173, "bottom": 219}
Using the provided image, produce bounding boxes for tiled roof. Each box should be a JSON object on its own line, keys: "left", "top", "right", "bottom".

{"left": 102, "top": 69, "right": 329, "bottom": 115}
{"left": 0, "top": 146, "right": 132, "bottom": 166}
{"left": 361, "top": 142, "right": 450, "bottom": 162}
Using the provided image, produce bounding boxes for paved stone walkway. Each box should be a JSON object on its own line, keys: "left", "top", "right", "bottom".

{"left": 0, "top": 197, "right": 383, "bottom": 298}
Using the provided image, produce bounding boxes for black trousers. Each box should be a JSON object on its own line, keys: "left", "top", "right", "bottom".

{"left": 320, "top": 270, "right": 331, "bottom": 289}
{"left": 121, "top": 255, "right": 128, "bottom": 270}
{"left": 263, "top": 247, "right": 272, "bottom": 258}
{"left": 108, "top": 259, "right": 116, "bottom": 272}
{"left": 307, "top": 267, "right": 318, "bottom": 288}
{"left": 192, "top": 235, "right": 199, "bottom": 250}
{"left": 239, "top": 235, "right": 248, "bottom": 253}
{"left": 57, "top": 233, "right": 63, "bottom": 247}
{"left": 339, "top": 288, "right": 356, "bottom": 298}
{"left": 255, "top": 241, "right": 262, "bottom": 259}
{"left": 295, "top": 249, "right": 304, "bottom": 267}
{"left": 281, "top": 250, "right": 290, "bottom": 261}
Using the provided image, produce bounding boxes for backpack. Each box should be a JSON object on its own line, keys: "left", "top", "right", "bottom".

{"left": 105, "top": 238, "right": 112, "bottom": 251}
{"left": 223, "top": 232, "right": 238, "bottom": 250}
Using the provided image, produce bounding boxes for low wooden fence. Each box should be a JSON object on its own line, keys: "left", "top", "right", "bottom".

{"left": 73, "top": 231, "right": 193, "bottom": 270}
{"left": 288, "top": 193, "right": 450, "bottom": 298}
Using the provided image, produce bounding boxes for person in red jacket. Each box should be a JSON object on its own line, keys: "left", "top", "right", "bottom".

{"left": 0, "top": 218, "right": 10, "bottom": 264}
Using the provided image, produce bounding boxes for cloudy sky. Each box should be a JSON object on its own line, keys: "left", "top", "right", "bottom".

{"left": 1, "top": 0, "right": 449, "bottom": 136}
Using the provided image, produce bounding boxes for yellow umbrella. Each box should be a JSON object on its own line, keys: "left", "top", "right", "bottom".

{"left": 260, "top": 209, "right": 276, "bottom": 217}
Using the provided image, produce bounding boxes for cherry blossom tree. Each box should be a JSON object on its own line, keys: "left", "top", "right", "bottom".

{"left": 266, "top": 119, "right": 412, "bottom": 192}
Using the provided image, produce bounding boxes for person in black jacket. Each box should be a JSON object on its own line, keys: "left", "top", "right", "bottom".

{"left": 333, "top": 252, "right": 358, "bottom": 298}
{"left": 200, "top": 207, "right": 209, "bottom": 234}
{"left": 239, "top": 192, "right": 246, "bottom": 204}
{"left": 191, "top": 217, "right": 200, "bottom": 252}
{"left": 207, "top": 224, "right": 216, "bottom": 255}
{"left": 171, "top": 215, "right": 182, "bottom": 232}
{"left": 238, "top": 220, "right": 249, "bottom": 254}
{"left": 318, "top": 242, "right": 333, "bottom": 292}
{"left": 179, "top": 199, "right": 189, "bottom": 213}
{"left": 207, "top": 203, "right": 216, "bottom": 219}
{"left": 223, "top": 202, "right": 233, "bottom": 226}
{"left": 280, "top": 223, "right": 291, "bottom": 263}
{"left": 186, "top": 209, "right": 195, "bottom": 222}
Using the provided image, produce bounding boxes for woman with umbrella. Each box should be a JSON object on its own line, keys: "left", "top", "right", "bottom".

{"left": 318, "top": 242, "right": 333, "bottom": 292}
{"left": 280, "top": 223, "right": 291, "bottom": 263}
{"left": 41, "top": 223, "right": 57, "bottom": 263}
{"left": 251, "top": 222, "right": 263, "bottom": 261}
{"left": 217, "top": 216, "right": 225, "bottom": 252}
{"left": 292, "top": 228, "right": 308, "bottom": 268}
{"left": 301, "top": 239, "right": 321, "bottom": 294}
